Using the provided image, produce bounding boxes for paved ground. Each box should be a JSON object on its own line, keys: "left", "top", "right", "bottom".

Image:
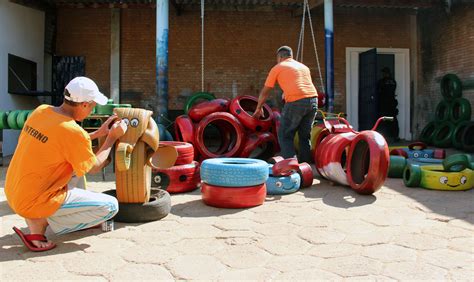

{"left": 1, "top": 164, "right": 473, "bottom": 281}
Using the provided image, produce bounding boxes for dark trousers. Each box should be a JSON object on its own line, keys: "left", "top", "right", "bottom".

{"left": 278, "top": 97, "right": 317, "bottom": 163}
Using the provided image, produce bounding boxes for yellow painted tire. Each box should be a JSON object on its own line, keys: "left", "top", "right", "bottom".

{"left": 116, "top": 143, "right": 133, "bottom": 172}
{"left": 420, "top": 165, "right": 473, "bottom": 191}
{"left": 294, "top": 126, "right": 324, "bottom": 153}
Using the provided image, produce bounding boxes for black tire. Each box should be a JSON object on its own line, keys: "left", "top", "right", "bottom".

{"left": 419, "top": 121, "right": 437, "bottom": 145}
{"left": 440, "top": 73, "right": 462, "bottom": 101}
{"left": 435, "top": 100, "right": 450, "bottom": 122}
{"left": 103, "top": 189, "right": 171, "bottom": 223}
{"left": 461, "top": 121, "right": 474, "bottom": 152}
{"left": 449, "top": 98, "right": 471, "bottom": 124}
{"left": 432, "top": 121, "right": 455, "bottom": 148}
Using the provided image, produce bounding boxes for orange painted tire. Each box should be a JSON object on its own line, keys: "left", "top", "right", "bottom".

{"left": 298, "top": 162, "right": 313, "bottom": 188}
{"left": 347, "top": 131, "right": 389, "bottom": 195}
{"left": 240, "top": 132, "right": 277, "bottom": 160}
{"left": 159, "top": 141, "right": 194, "bottom": 165}
{"left": 229, "top": 95, "right": 273, "bottom": 132}
{"left": 315, "top": 132, "right": 356, "bottom": 185}
{"left": 271, "top": 158, "right": 300, "bottom": 176}
{"left": 188, "top": 98, "right": 230, "bottom": 122}
{"left": 152, "top": 161, "right": 200, "bottom": 194}
{"left": 196, "top": 112, "right": 245, "bottom": 159}
{"left": 201, "top": 183, "right": 266, "bottom": 208}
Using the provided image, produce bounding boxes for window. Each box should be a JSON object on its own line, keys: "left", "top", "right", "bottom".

{"left": 8, "top": 54, "right": 37, "bottom": 94}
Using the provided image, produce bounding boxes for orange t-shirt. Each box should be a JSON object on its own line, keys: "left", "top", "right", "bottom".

{"left": 5, "top": 105, "right": 97, "bottom": 218}
{"left": 264, "top": 58, "right": 318, "bottom": 102}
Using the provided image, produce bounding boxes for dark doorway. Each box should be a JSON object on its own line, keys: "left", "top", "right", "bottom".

{"left": 358, "top": 48, "right": 378, "bottom": 131}
{"left": 377, "top": 54, "right": 395, "bottom": 82}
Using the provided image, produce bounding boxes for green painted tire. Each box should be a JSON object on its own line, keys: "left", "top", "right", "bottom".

{"left": 461, "top": 122, "right": 474, "bottom": 152}
{"left": 442, "top": 154, "right": 470, "bottom": 172}
{"left": 449, "top": 98, "right": 471, "bottom": 124}
{"left": 432, "top": 121, "right": 455, "bottom": 148}
{"left": 7, "top": 110, "right": 21, "bottom": 130}
{"left": 451, "top": 121, "right": 470, "bottom": 149}
{"left": 0, "top": 111, "right": 10, "bottom": 130}
{"left": 184, "top": 92, "right": 215, "bottom": 114}
{"left": 440, "top": 73, "right": 462, "bottom": 101}
{"left": 388, "top": 155, "right": 407, "bottom": 178}
{"left": 419, "top": 121, "right": 437, "bottom": 145}
{"left": 95, "top": 104, "right": 119, "bottom": 115}
{"left": 435, "top": 100, "right": 450, "bottom": 122}
{"left": 16, "top": 110, "right": 30, "bottom": 129}
{"left": 403, "top": 163, "right": 422, "bottom": 187}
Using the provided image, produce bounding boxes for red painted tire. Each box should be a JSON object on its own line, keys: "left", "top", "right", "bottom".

{"left": 433, "top": 149, "right": 446, "bottom": 159}
{"left": 347, "top": 131, "right": 389, "bottom": 195}
{"left": 188, "top": 98, "right": 230, "bottom": 122}
{"left": 314, "top": 134, "right": 338, "bottom": 178}
{"left": 408, "top": 142, "right": 427, "bottom": 151}
{"left": 315, "top": 132, "right": 356, "bottom": 185}
{"left": 272, "top": 158, "right": 299, "bottom": 176}
{"left": 317, "top": 92, "right": 326, "bottom": 108}
{"left": 201, "top": 183, "right": 266, "bottom": 208}
{"left": 196, "top": 112, "right": 246, "bottom": 159}
{"left": 174, "top": 115, "right": 197, "bottom": 159}
{"left": 159, "top": 141, "right": 194, "bottom": 165}
{"left": 313, "top": 128, "right": 330, "bottom": 154}
{"left": 390, "top": 148, "right": 408, "bottom": 158}
{"left": 229, "top": 95, "right": 273, "bottom": 132}
{"left": 152, "top": 161, "right": 201, "bottom": 194}
{"left": 298, "top": 162, "right": 313, "bottom": 188}
{"left": 240, "top": 132, "right": 277, "bottom": 160}
{"left": 268, "top": 156, "right": 284, "bottom": 164}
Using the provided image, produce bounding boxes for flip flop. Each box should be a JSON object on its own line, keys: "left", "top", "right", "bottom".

{"left": 12, "top": 226, "right": 56, "bottom": 252}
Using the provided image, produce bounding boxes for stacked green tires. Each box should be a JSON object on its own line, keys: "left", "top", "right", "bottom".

{"left": 0, "top": 110, "right": 33, "bottom": 130}
{"left": 94, "top": 99, "right": 132, "bottom": 115}
{"left": 420, "top": 74, "right": 472, "bottom": 151}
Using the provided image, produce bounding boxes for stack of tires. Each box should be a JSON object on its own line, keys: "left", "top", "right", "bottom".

{"left": 420, "top": 74, "right": 472, "bottom": 151}
{"left": 266, "top": 157, "right": 314, "bottom": 195}
{"left": 175, "top": 93, "right": 279, "bottom": 161}
{"left": 0, "top": 110, "right": 33, "bottom": 130}
{"left": 151, "top": 141, "right": 201, "bottom": 194}
{"left": 200, "top": 158, "right": 268, "bottom": 208}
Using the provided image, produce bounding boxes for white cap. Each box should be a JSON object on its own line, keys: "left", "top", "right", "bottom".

{"left": 64, "top": 77, "right": 108, "bottom": 105}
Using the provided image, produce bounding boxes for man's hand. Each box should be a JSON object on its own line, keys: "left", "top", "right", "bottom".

{"left": 252, "top": 107, "right": 264, "bottom": 119}
{"left": 108, "top": 119, "right": 128, "bottom": 140}
{"left": 93, "top": 114, "right": 119, "bottom": 139}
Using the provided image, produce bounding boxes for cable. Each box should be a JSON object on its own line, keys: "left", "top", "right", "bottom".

{"left": 306, "top": 0, "right": 325, "bottom": 92}
{"left": 201, "top": 0, "right": 205, "bottom": 92}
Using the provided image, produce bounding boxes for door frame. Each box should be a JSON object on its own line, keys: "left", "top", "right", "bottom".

{"left": 346, "top": 47, "right": 411, "bottom": 140}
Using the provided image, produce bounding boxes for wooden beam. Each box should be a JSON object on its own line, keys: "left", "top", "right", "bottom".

{"left": 334, "top": 0, "right": 438, "bottom": 9}
{"left": 293, "top": 0, "right": 324, "bottom": 17}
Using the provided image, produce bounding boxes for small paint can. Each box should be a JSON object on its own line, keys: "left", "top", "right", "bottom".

{"left": 101, "top": 220, "right": 114, "bottom": 232}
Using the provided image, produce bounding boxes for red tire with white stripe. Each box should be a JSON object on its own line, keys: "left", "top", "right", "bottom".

{"left": 201, "top": 182, "right": 266, "bottom": 208}
{"left": 152, "top": 161, "right": 200, "bottom": 194}
{"left": 347, "top": 131, "right": 389, "bottom": 195}
{"left": 229, "top": 95, "right": 273, "bottom": 132}
{"left": 196, "top": 112, "right": 246, "bottom": 159}
{"left": 239, "top": 132, "right": 277, "bottom": 160}
{"left": 159, "top": 141, "right": 194, "bottom": 165}
{"left": 188, "top": 98, "right": 230, "bottom": 122}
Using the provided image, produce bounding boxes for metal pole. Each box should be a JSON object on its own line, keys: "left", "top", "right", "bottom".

{"left": 156, "top": 0, "right": 169, "bottom": 123}
{"left": 324, "top": 0, "right": 334, "bottom": 113}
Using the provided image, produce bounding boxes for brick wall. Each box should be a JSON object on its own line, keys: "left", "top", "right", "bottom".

{"left": 416, "top": 5, "right": 474, "bottom": 137}
{"left": 56, "top": 6, "right": 412, "bottom": 114}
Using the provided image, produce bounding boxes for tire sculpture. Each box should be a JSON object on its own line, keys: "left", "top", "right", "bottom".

{"left": 229, "top": 95, "right": 273, "bottom": 132}
{"left": 184, "top": 92, "right": 216, "bottom": 114}
{"left": 201, "top": 183, "right": 266, "bottom": 208}
{"left": 159, "top": 141, "right": 194, "bottom": 165}
{"left": 271, "top": 157, "right": 300, "bottom": 177}
{"left": 240, "top": 132, "right": 277, "bottom": 160}
{"left": 152, "top": 161, "right": 200, "bottom": 193}
{"left": 266, "top": 173, "right": 301, "bottom": 195}
{"left": 404, "top": 164, "right": 473, "bottom": 191}
{"left": 188, "top": 98, "right": 230, "bottom": 122}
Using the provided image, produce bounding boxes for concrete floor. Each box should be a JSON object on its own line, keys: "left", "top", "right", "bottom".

{"left": 0, "top": 164, "right": 473, "bottom": 280}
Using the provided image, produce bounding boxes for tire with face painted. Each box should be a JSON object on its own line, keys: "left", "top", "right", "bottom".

{"left": 266, "top": 172, "right": 301, "bottom": 195}
{"left": 419, "top": 165, "right": 473, "bottom": 191}
{"left": 152, "top": 161, "right": 200, "bottom": 193}
{"left": 159, "top": 141, "right": 194, "bottom": 165}
{"left": 229, "top": 95, "right": 273, "bottom": 132}
{"left": 403, "top": 163, "right": 422, "bottom": 187}
{"left": 201, "top": 183, "right": 266, "bottom": 208}
{"left": 315, "top": 132, "right": 356, "bottom": 185}
{"left": 240, "top": 132, "right": 277, "bottom": 160}
{"left": 188, "top": 98, "right": 230, "bottom": 122}
{"left": 347, "top": 131, "right": 389, "bottom": 194}
{"left": 196, "top": 112, "right": 246, "bottom": 159}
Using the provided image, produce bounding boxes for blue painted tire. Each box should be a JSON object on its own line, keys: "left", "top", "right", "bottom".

{"left": 402, "top": 148, "right": 435, "bottom": 159}
{"left": 200, "top": 158, "right": 269, "bottom": 187}
{"left": 266, "top": 172, "right": 301, "bottom": 195}
{"left": 407, "top": 158, "right": 443, "bottom": 165}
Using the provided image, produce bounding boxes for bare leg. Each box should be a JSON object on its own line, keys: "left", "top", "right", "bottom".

{"left": 25, "top": 218, "right": 55, "bottom": 249}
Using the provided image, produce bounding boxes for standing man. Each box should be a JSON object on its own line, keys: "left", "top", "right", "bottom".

{"left": 5, "top": 77, "right": 126, "bottom": 252}
{"left": 377, "top": 67, "right": 399, "bottom": 142}
{"left": 253, "top": 46, "right": 318, "bottom": 163}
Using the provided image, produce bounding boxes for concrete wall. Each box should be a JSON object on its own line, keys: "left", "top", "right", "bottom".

{"left": 0, "top": 0, "right": 45, "bottom": 156}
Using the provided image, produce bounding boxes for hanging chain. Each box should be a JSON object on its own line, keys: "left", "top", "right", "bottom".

{"left": 201, "top": 0, "right": 205, "bottom": 92}
{"left": 296, "top": 0, "right": 306, "bottom": 62}
{"left": 306, "top": 0, "right": 325, "bottom": 92}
